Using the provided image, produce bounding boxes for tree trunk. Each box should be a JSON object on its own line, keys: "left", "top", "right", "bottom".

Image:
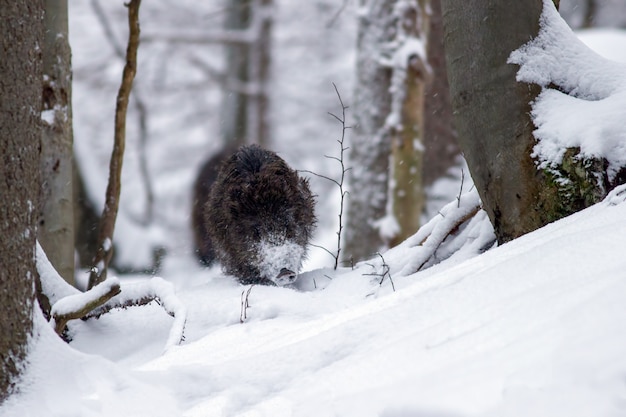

{"left": 345, "top": 0, "right": 429, "bottom": 262}
{"left": 423, "top": 0, "right": 459, "bottom": 186}
{"left": 441, "top": 0, "right": 563, "bottom": 243}
{"left": 221, "top": 0, "right": 251, "bottom": 147}
{"left": 221, "top": 0, "right": 272, "bottom": 147}
{"left": 389, "top": 0, "right": 429, "bottom": 248}
{"left": 0, "top": 0, "right": 43, "bottom": 403}
{"left": 344, "top": 0, "right": 395, "bottom": 263}
{"left": 39, "top": 0, "right": 75, "bottom": 285}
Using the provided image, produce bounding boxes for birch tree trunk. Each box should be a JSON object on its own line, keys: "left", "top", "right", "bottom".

{"left": 344, "top": 0, "right": 394, "bottom": 263}
{"left": 0, "top": 0, "right": 43, "bottom": 402}
{"left": 345, "top": 0, "right": 429, "bottom": 262}
{"left": 39, "top": 0, "right": 75, "bottom": 285}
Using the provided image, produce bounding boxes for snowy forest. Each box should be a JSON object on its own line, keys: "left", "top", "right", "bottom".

{"left": 2, "top": 0, "right": 626, "bottom": 415}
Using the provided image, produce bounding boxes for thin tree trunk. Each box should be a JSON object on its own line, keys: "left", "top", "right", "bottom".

{"left": 88, "top": 0, "right": 142, "bottom": 289}
{"left": 390, "top": 0, "right": 429, "bottom": 248}
{"left": 0, "top": 0, "right": 43, "bottom": 402}
{"left": 582, "top": 0, "right": 596, "bottom": 28}
{"left": 221, "top": 0, "right": 272, "bottom": 147}
{"left": 248, "top": 0, "right": 272, "bottom": 147}
{"left": 221, "top": 0, "right": 252, "bottom": 147}
{"left": 39, "top": 0, "right": 75, "bottom": 285}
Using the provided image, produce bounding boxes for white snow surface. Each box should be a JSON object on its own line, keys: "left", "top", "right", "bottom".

{"left": 509, "top": 0, "right": 626, "bottom": 179}
{"left": 4, "top": 187, "right": 626, "bottom": 416}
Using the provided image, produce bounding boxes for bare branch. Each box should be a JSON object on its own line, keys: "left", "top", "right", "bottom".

{"left": 363, "top": 253, "right": 395, "bottom": 292}
{"left": 92, "top": 0, "right": 154, "bottom": 226}
{"left": 88, "top": 0, "right": 142, "bottom": 289}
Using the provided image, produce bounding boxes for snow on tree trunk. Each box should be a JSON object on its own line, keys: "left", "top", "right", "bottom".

{"left": 0, "top": 0, "right": 44, "bottom": 403}
{"left": 345, "top": 0, "right": 429, "bottom": 262}
{"left": 442, "top": 0, "right": 620, "bottom": 245}
{"left": 39, "top": 0, "right": 75, "bottom": 285}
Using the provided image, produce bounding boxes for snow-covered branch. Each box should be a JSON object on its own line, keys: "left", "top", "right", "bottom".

{"left": 373, "top": 190, "right": 496, "bottom": 279}
{"left": 50, "top": 277, "right": 121, "bottom": 335}
{"left": 86, "top": 277, "right": 187, "bottom": 351}
{"left": 37, "top": 241, "right": 186, "bottom": 349}
{"left": 36, "top": 241, "right": 121, "bottom": 336}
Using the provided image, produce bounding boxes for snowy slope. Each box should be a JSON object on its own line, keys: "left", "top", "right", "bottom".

{"left": 4, "top": 187, "right": 626, "bottom": 417}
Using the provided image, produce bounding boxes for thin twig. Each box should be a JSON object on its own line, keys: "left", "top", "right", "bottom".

{"left": 457, "top": 169, "right": 465, "bottom": 208}
{"left": 362, "top": 253, "right": 395, "bottom": 292}
{"left": 329, "top": 82, "right": 350, "bottom": 270}
{"left": 240, "top": 285, "right": 254, "bottom": 323}
{"left": 299, "top": 83, "right": 351, "bottom": 270}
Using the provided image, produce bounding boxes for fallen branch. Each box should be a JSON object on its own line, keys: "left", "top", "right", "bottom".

{"left": 86, "top": 277, "right": 187, "bottom": 351}
{"left": 37, "top": 241, "right": 186, "bottom": 349}
{"left": 50, "top": 277, "right": 121, "bottom": 336}
{"left": 367, "top": 189, "right": 495, "bottom": 280}
{"left": 36, "top": 241, "right": 120, "bottom": 336}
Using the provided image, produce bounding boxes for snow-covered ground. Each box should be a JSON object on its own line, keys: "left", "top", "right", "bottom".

{"left": 3, "top": 2, "right": 626, "bottom": 416}
{"left": 4, "top": 185, "right": 626, "bottom": 417}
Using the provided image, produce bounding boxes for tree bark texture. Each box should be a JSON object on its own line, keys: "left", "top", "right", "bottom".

{"left": 344, "top": 0, "right": 395, "bottom": 263}
{"left": 345, "top": 0, "right": 430, "bottom": 261}
{"left": 423, "top": 0, "right": 459, "bottom": 186}
{"left": 0, "top": 0, "right": 44, "bottom": 403}
{"left": 88, "top": 0, "right": 141, "bottom": 289}
{"left": 39, "top": 0, "right": 75, "bottom": 285}
{"left": 441, "top": 0, "right": 562, "bottom": 243}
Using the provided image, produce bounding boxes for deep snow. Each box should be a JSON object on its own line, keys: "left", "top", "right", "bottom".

{"left": 4, "top": 186, "right": 626, "bottom": 417}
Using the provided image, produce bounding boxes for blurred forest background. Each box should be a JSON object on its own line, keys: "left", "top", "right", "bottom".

{"left": 68, "top": 0, "right": 626, "bottom": 280}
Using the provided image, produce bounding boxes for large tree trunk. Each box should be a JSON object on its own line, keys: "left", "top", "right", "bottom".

{"left": 441, "top": 0, "right": 562, "bottom": 243}
{"left": 39, "top": 0, "right": 75, "bottom": 285}
{"left": 0, "top": 0, "right": 43, "bottom": 403}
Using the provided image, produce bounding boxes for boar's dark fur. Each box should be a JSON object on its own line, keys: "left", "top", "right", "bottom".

{"left": 191, "top": 144, "right": 238, "bottom": 265}
{"left": 195, "top": 144, "right": 316, "bottom": 285}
